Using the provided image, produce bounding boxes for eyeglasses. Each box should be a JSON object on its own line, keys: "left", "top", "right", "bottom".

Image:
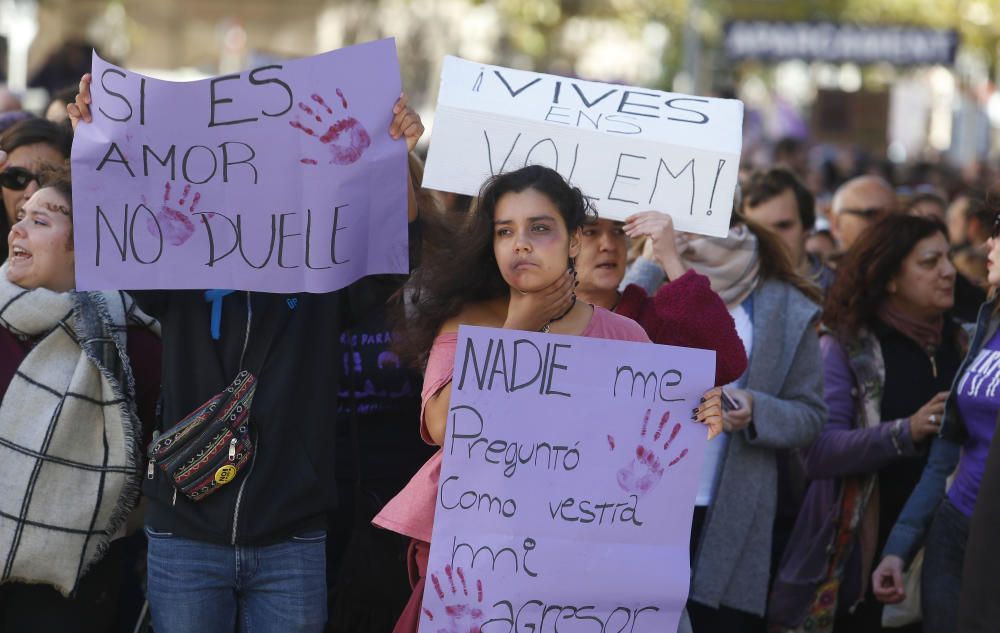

{"left": 840, "top": 207, "right": 886, "bottom": 220}
{"left": 0, "top": 167, "right": 38, "bottom": 191}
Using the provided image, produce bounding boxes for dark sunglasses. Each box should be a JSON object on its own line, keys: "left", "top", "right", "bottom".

{"left": 0, "top": 167, "right": 38, "bottom": 191}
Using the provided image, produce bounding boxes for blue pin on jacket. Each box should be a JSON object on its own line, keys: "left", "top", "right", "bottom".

{"left": 204, "top": 290, "right": 235, "bottom": 340}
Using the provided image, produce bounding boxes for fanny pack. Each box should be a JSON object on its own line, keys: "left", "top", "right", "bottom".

{"left": 147, "top": 293, "right": 281, "bottom": 502}
{"left": 148, "top": 370, "right": 256, "bottom": 501}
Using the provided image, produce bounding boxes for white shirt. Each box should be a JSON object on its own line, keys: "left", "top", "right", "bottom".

{"left": 695, "top": 302, "right": 754, "bottom": 506}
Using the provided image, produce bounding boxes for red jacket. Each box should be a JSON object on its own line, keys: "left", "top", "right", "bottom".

{"left": 615, "top": 269, "right": 747, "bottom": 387}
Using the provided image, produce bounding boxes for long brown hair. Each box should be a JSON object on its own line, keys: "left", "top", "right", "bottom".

{"left": 824, "top": 214, "right": 948, "bottom": 340}
{"left": 393, "top": 165, "right": 596, "bottom": 367}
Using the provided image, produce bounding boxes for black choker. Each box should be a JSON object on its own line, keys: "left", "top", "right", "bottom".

{"left": 540, "top": 295, "right": 577, "bottom": 333}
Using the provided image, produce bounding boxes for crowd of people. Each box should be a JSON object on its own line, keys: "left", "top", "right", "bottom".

{"left": 0, "top": 62, "right": 997, "bottom": 633}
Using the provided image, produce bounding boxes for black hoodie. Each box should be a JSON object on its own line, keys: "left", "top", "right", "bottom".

{"left": 135, "top": 289, "right": 350, "bottom": 545}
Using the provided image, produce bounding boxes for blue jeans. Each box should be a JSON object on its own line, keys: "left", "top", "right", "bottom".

{"left": 145, "top": 527, "right": 327, "bottom": 633}
{"left": 921, "top": 497, "right": 970, "bottom": 633}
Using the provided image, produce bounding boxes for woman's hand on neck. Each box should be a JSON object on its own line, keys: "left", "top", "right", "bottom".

{"left": 502, "top": 270, "right": 576, "bottom": 332}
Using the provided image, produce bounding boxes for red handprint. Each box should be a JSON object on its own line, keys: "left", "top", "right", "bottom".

{"left": 608, "top": 409, "right": 688, "bottom": 496}
{"left": 145, "top": 182, "right": 204, "bottom": 246}
{"left": 289, "top": 90, "right": 371, "bottom": 166}
{"left": 422, "top": 565, "right": 486, "bottom": 633}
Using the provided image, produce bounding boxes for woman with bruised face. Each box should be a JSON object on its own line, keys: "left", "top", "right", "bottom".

{"left": 0, "top": 165, "right": 160, "bottom": 633}
{"left": 374, "top": 166, "right": 726, "bottom": 633}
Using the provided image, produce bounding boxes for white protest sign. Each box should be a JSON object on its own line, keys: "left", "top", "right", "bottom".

{"left": 423, "top": 56, "right": 744, "bottom": 237}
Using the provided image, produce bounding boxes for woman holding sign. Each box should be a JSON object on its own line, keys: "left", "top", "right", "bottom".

{"left": 375, "top": 165, "right": 726, "bottom": 633}
{"left": 623, "top": 212, "right": 827, "bottom": 632}
{"left": 573, "top": 212, "right": 747, "bottom": 388}
{"left": 0, "top": 164, "right": 161, "bottom": 632}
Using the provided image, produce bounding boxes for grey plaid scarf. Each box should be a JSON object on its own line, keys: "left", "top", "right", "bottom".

{"left": 0, "top": 263, "right": 158, "bottom": 595}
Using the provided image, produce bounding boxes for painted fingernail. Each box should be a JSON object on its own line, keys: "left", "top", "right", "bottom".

{"left": 574, "top": 281, "right": 579, "bottom": 288}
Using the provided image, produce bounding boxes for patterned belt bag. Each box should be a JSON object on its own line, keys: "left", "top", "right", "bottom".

{"left": 147, "top": 370, "right": 256, "bottom": 502}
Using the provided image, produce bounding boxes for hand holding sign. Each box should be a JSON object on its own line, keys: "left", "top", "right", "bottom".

{"left": 389, "top": 92, "right": 425, "bottom": 152}
{"left": 624, "top": 211, "right": 687, "bottom": 280}
{"left": 68, "top": 73, "right": 93, "bottom": 130}
{"left": 697, "top": 386, "right": 725, "bottom": 440}
{"left": 423, "top": 565, "right": 486, "bottom": 633}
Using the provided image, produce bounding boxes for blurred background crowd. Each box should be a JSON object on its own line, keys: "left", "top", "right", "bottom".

{"left": 1, "top": 2, "right": 1000, "bottom": 633}
{"left": 1, "top": 0, "right": 999, "bottom": 197}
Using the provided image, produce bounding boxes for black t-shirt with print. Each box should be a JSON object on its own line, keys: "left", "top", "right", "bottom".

{"left": 335, "top": 276, "right": 434, "bottom": 495}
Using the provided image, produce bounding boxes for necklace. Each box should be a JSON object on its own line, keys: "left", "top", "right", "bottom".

{"left": 540, "top": 295, "right": 577, "bottom": 333}
{"left": 609, "top": 292, "right": 621, "bottom": 312}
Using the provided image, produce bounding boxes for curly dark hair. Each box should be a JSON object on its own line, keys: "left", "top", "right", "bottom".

{"left": 824, "top": 214, "right": 948, "bottom": 340}
{"left": 394, "top": 165, "right": 595, "bottom": 366}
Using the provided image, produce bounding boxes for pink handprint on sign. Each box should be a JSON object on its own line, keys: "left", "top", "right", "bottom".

{"left": 608, "top": 409, "right": 688, "bottom": 496}
{"left": 422, "top": 565, "right": 486, "bottom": 633}
{"left": 145, "top": 182, "right": 205, "bottom": 246}
{"left": 289, "top": 90, "right": 372, "bottom": 166}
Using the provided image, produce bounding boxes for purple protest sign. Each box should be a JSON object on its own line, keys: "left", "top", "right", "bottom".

{"left": 70, "top": 39, "right": 408, "bottom": 292}
{"left": 420, "top": 325, "right": 715, "bottom": 633}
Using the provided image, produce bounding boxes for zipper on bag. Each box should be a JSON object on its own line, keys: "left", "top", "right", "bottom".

{"left": 147, "top": 430, "right": 159, "bottom": 479}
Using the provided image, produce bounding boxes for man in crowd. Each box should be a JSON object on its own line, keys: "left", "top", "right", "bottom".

{"left": 829, "top": 175, "right": 896, "bottom": 252}
{"left": 741, "top": 167, "right": 834, "bottom": 293}
{"left": 69, "top": 74, "right": 424, "bottom": 633}
{"left": 950, "top": 194, "right": 995, "bottom": 250}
